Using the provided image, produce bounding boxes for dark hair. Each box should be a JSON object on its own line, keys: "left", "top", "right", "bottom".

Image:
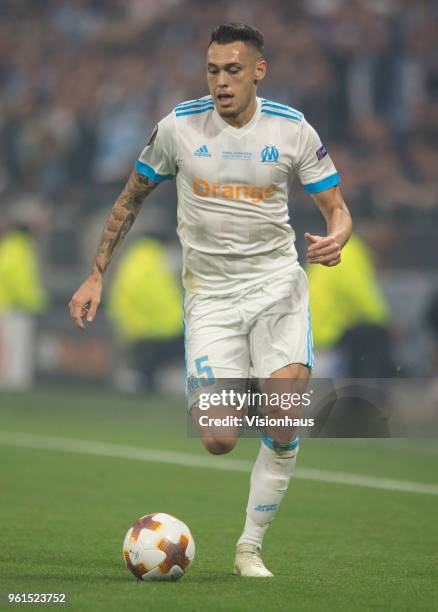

{"left": 209, "top": 23, "right": 264, "bottom": 55}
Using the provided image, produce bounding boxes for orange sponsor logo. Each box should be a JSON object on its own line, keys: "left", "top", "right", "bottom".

{"left": 192, "top": 178, "right": 276, "bottom": 204}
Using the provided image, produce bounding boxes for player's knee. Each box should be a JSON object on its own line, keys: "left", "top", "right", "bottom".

{"left": 201, "top": 436, "right": 237, "bottom": 455}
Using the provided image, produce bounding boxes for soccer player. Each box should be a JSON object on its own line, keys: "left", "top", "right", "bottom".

{"left": 69, "top": 23, "right": 352, "bottom": 577}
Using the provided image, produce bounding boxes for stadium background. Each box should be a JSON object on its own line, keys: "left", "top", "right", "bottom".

{"left": 1, "top": 2, "right": 437, "bottom": 610}
{"left": 1, "top": 0, "right": 438, "bottom": 386}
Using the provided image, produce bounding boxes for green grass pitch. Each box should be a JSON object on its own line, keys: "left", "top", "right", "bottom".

{"left": 1, "top": 386, "right": 437, "bottom": 611}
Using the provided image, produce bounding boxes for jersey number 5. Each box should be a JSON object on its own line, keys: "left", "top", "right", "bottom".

{"left": 195, "top": 356, "right": 215, "bottom": 386}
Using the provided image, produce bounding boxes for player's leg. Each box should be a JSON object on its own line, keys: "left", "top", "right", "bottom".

{"left": 264, "top": 363, "right": 310, "bottom": 444}
{"left": 235, "top": 269, "right": 312, "bottom": 577}
{"left": 184, "top": 291, "right": 250, "bottom": 456}
{"left": 234, "top": 367, "right": 310, "bottom": 577}
{"left": 191, "top": 403, "right": 242, "bottom": 455}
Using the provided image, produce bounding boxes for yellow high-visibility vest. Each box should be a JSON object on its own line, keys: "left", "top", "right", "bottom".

{"left": 307, "top": 234, "right": 390, "bottom": 348}
{"left": 107, "top": 238, "right": 182, "bottom": 341}
{"left": 0, "top": 230, "right": 48, "bottom": 313}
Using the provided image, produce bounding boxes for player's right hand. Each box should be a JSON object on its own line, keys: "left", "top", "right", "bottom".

{"left": 68, "top": 272, "right": 103, "bottom": 331}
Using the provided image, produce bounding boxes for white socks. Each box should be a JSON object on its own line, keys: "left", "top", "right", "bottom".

{"left": 237, "top": 435, "right": 299, "bottom": 549}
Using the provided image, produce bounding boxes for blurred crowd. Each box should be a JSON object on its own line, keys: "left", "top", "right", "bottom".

{"left": 1, "top": 0, "right": 438, "bottom": 383}
{"left": 0, "top": 0, "right": 437, "bottom": 272}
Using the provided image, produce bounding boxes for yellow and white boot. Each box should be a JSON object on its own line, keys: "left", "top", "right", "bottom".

{"left": 234, "top": 543, "right": 273, "bottom": 577}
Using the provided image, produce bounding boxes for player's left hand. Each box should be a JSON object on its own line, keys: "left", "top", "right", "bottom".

{"left": 304, "top": 232, "right": 341, "bottom": 266}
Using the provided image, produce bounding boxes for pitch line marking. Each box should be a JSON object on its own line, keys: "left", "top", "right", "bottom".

{"left": 1, "top": 431, "right": 438, "bottom": 497}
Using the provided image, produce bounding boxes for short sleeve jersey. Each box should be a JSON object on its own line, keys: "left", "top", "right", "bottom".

{"left": 136, "top": 96, "right": 340, "bottom": 295}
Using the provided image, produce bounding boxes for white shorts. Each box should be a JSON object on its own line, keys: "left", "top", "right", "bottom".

{"left": 183, "top": 265, "right": 314, "bottom": 393}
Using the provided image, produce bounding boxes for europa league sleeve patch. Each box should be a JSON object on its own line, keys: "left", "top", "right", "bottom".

{"left": 147, "top": 125, "right": 158, "bottom": 146}
{"left": 316, "top": 145, "right": 328, "bottom": 160}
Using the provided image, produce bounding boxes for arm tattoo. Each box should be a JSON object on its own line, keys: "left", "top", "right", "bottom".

{"left": 91, "top": 170, "right": 157, "bottom": 275}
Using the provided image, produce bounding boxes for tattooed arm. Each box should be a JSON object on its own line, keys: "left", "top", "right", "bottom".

{"left": 69, "top": 170, "right": 157, "bottom": 330}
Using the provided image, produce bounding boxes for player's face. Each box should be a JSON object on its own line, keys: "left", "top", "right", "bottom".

{"left": 206, "top": 42, "right": 266, "bottom": 119}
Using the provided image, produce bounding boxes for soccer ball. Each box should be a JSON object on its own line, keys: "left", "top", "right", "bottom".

{"left": 123, "top": 513, "right": 195, "bottom": 581}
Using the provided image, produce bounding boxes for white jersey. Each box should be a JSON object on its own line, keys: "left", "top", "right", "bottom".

{"left": 136, "top": 96, "right": 340, "bottom": 295}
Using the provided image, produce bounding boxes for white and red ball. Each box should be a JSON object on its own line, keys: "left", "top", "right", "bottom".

{"left": 123, "top": 513, "right": 195, "bottom": 581}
